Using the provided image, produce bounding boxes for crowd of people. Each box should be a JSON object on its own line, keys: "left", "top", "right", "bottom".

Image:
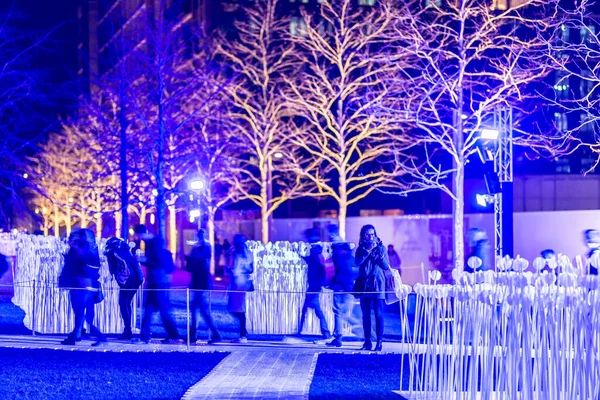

{"left": 55, "top": 223, "right": 400, "bottom": 351}
{"left": 46, "top": 222, "right": 600, "bottom": 350}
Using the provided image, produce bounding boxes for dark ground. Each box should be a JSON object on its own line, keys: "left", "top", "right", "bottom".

{"left": 0, "top": 348, "right": 228, "bottom": 400}
{"left": 309, "top": 353, "right": 410, "bottom": 400}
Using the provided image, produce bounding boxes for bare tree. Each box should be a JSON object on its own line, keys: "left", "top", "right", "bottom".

{"left": 282, "top": 0, "right": 412, "bottom": 239}
{"left": 118, "top": 0, "right": 228, "bottom": 245}
{"left": 384, "top": 0, "right": 565, "bottom": 271}
{"left": 27, "top": 123, "right": 115, "bottom": 238}
{"left": 216, "top": 0, "right": 315, "bottom": 243}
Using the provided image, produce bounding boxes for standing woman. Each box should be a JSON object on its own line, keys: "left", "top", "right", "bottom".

{"left": 59, "top": 229, "right": 106, "bottom": 346}
{"left": 355, "top": 224, "right": 389, "bottom": 351}
{"left": 227, "top": 234, "right": 254, "bottom": 343}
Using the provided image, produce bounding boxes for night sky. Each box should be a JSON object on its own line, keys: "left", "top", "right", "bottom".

{"left": 6, "top": 0, "right": 79, "bottom": 129}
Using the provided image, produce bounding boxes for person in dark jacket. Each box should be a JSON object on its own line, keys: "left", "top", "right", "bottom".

{"left": 298, "top": 228, "right": 331, "bottom": 340}
{"left": 355, "top": 224, "right": 389, "bottom": 352}
{"left": 387, "top": 245, "right": 401, "bottom": 272}
{"left": 185, "top": 229, "right": 221, "bottom": 343}
{"left": 133, "top": 224, "right": 180, "bottom": 344}
{"left": 585, "top": 229, "right": 600, "bottom": 275}
{"left": 0, "top": 252, "right": 8, "bottom": 279}
{"left": 105, "top": 237, "right": 144, "bottom": 340}
{"left": 465, "top": 228, "right": 490, "bottom": 273}
{"left": 227, "top": 233, "right": 254, "bottom": 343}
{"left": 326, "top": 224, "right": 358, "bottom": 347}
{"left": 59, "top": 229, "right": 106, "bottom": 346}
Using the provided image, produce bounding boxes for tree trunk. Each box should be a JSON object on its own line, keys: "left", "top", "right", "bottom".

{"left": 168, "top": 205, "right": 177, "bottom": 255}
{"left": 338, "top": 178, "right": 348, "bottom": 239}
{"left": 267, "top": 157, "right": 273, "bottom": 242}
{"left": 43, "top": 215, "right": 49, "bottom": 236}
{"left": 115, "top": 211, "right": 122, "bottom": 238}
{"left": 53, "top": 203, "right": 59, "bottom": 237}
{"left": 95, "top": 215, "right": 103, "bottom": 239}
{"left": 156, "top": 150, "right": 166, "bottom": 243}
{"left": 140, "top": 208, "right": 147, "bottom": 253}
{"left": 261, "top": 161, "right": 270, "bottom": 244}
{"left": 79, "top": 197, "right": 88, "bottom": 228}
{"left": 207, "top": 205, "right": 216, "bottom": 275}
{"left": 452, "top": 163, "right": 465, "bottom": 272}
{"left": 454, "top": 2, "right": 466, "bottom": 272}
{"left": 119, "top": 82, "right": 129, "bottom": 241}
{"left": 66, "top": 206, "right": 72, "bottom": 237}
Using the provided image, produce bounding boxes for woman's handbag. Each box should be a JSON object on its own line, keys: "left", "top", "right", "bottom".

{"left": 246, "top": 277, "right": 255, "bottom": 292}
{"left": 384, "top": 269, "right": 400, "bottom": 305}
{"left": 94, "top": 284, "right": 105, "bottom": 304}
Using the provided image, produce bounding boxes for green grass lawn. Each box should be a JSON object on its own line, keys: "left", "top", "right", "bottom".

{"left": 0, "top": 348, "right": 228, "bottom": 400}
{"left": 310, "top": 353, "right": 410, "bottom": 400}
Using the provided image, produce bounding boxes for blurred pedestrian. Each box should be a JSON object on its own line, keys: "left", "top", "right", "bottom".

{"left": 0, "top": 252, "right": 8, "bottom": 279}
{"left": 326, "top": 225, "right": 358, "bottom": 348}
{"left": 185, "top": 229, "right": 221, "bottom": 344}
{"left": 299, "top": 228, "right": 331, "bottom": 341}
{"left": 133, "top": 224, "right": 180, "bottom": 344}
{"left": 387, "top": 244, "right": 401, "bottom": 272}
{"left": 227, "top": 233, "right": 254, "bottom": 343}
{"left": 584, "top": 229, "right": 600, "bottom": 275}
{"left": 214, "top": 238, "right": 223, "bottom": 270}
{"left": 222, "top": 239, "right": 232, "bottom": 272}
{"left": 104, "top": 237, "right": 144, "bottom": 340}
{"left": 465, "top": 228, "right": 490, "bottom": 273}
{"left": 354, "top": 224, "right": 389, "bottom": 352}
{"left": 59, "top": 229, "right": 106, "bottom": 346}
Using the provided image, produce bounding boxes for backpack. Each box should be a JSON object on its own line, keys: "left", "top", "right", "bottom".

{"left": 112, "top": 252, "right": 131, "bottom": 286}
{"left": 318, "top": 254, "right": 335, "bottom": 286}
{"left": 161, "top": 249, "right": 176, "bottom": 274}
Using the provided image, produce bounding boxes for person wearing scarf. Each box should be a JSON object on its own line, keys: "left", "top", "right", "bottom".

{"left": 354, "top": 224, "right": 389, "bottom": 351}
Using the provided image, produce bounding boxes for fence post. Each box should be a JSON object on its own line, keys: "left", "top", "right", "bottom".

{"left": 186, "top": 288, "right": 190, "bottom": 351}
{"left": 208, "top": 290, "right": 212, "bottom": 341}
{"left": 31, "top": 279, "right": 36, "bottom": 336}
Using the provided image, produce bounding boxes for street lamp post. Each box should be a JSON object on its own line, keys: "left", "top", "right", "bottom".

{"left": 189, "top": 178, "right": 205, "bottom": 230}
{"left": 475, "top": 108, "right": 513, "bottom": 267}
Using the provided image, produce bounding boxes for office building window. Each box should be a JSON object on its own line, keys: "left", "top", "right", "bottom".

{"left": 290, "top": 16, "right": 306, "bottom": 36}
{"left": 581, "top": 25, "right": 596, "bottom": 45}
{"left": 555, "top": 158, "right": 571, "bottom": 174}
{"left": 554, "top": 112, "right": 568, "bottom": 132}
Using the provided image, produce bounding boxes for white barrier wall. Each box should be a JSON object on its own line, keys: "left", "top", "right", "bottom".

{"left": 216, "top": 210, "right": 600, "bottom": 282}
{"left": 4, "top": 233, "right": 336, "bottom": 335}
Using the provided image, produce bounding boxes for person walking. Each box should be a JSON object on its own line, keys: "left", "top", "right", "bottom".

{"left": 298, "top": 228, "right": 332, "bottom": 341}
{"left": 326, "top": 225, "right": 358, "bottom": 348}
{"left": 227, "top": 233, "right": 254, "bottom": 343}
{"left": 222, "top": 239, "right": 232, "bottom": 271}
{"left": 465, "top": 228, "right": 490, "bottom": 273}
{"left": 585, "top": 229, "right": 600, "bottom": 275}
{"left": 354, "top": 224, "right": 389, "bottom": 352}
{"left": 59, "top": 229, "right": 106, "bottom": 346}
{"left": 214, "top": 238, "right": 223, "bottom": 271}
{"left": 104, "top": 237, "right": 144, "bottom": 340}
{"left": 133, "top": 224, "right": 180, "bottom": 344}
{"left": 387, "top": 245, "right": 401, "bottom": 272}
{"left": 185, "top": 229, "right": 222, "bottom": 344}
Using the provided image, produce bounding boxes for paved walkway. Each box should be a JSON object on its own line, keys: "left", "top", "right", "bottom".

{"left": 182, "top": 350, "right": 318, "bottom": 400}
